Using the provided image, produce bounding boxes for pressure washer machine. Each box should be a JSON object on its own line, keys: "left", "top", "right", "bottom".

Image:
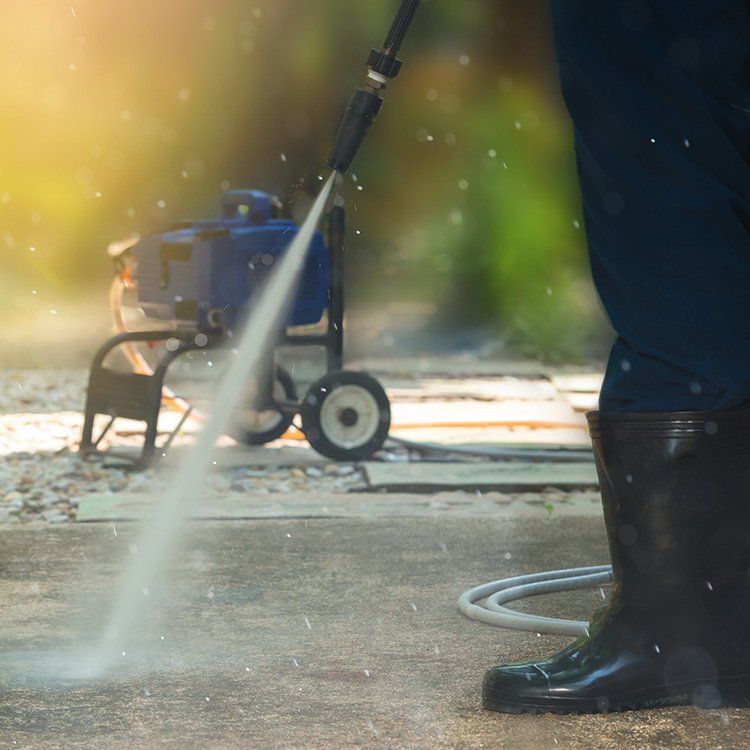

{"left": 80, "top": 190, "right": 391, "bottom": 469}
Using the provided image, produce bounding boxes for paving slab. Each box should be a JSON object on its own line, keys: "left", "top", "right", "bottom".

{"left": 383, "top": 377, "right": 559, "bottom": 402}
{"left": 550, "top": 373, "right": 604, "bottom": 395}
{"left": 1, "top": 517, "right": 746, "bottom": 750}
{"left": 390, "top": 426, "right": 593, "bottom": 448}
{"left": 565, "top": 392, "right": 600, "bottom": 413}
{"left": 390, "top": 399, "right": 584, "bottom": 429}
{"left": 363, "top": 462, "right": 599, "bottom": 493}
{"left": 76, "top": 491, "right": 603, "bottom": 522}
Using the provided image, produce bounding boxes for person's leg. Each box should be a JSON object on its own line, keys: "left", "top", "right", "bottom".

{"left": 554, "top": 0, "right": 750, "bottom": 412}
{"left": 483, "top": 0, "right": 750, "bottom": 713}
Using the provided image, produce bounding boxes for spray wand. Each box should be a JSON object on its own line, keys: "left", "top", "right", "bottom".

{"left": 327, "top": 0, "right": 421, "bottom": 174}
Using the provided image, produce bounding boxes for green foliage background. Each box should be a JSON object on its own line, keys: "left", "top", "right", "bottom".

{"left": 0, "top": 0, "right": 610, "bottom": 361}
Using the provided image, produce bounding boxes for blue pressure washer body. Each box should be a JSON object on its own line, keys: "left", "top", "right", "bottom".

{"left": 81, "top": 188, "right": 391, "bottom": 468}
{"left": 132, "top": 190, "right": 329, "bottom": 332}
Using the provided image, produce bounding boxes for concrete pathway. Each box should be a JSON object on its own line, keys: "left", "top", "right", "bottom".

{"left": 2, "top": 514, "right": 748, "bottom": 749}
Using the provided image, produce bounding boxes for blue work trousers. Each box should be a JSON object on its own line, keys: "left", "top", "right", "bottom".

{"left": 551, "top": 1, "right": 750, "bottom": 411}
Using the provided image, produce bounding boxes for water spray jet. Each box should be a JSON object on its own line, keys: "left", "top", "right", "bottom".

{"left": 86, "top": 174, "right": 338, "bottom": 675}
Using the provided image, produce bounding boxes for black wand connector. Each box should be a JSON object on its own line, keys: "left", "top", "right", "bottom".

{"left": 327, "top": 0, "right": 421, "bottom": 174}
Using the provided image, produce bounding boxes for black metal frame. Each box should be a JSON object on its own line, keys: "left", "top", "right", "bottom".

{"left": 80, "top": 206, "right": 346, "bottom": 470}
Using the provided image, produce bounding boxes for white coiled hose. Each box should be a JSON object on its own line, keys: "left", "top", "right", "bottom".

{"left": 458, "top": 565, "right": 614, "bottom": 637}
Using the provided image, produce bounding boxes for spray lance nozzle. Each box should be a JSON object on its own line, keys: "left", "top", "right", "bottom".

{"left": 327, "top": 0, "right": 421, "bottom": 174}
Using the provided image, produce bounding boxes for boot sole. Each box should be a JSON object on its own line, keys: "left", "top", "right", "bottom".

{"left": 483, "top": 675, "right": 750, "bottom": 715}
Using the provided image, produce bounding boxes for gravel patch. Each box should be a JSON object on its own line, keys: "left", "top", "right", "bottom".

{"left": 0, "top": 446, "right": 369, "bottom": 525}
{"left": 0, "top": 369, "right": 87, "bottom": 414}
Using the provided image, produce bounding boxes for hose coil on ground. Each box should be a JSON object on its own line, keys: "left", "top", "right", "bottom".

{"left": 458, "top": 566, "right": 614, "bottom": 637}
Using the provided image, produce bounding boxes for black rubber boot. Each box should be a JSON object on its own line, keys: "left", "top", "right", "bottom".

{"left": 483, "top": 409, "right": 750, "bottom": 714}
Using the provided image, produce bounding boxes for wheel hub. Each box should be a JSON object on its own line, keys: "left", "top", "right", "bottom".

{"left": 338, "top": 407, "right": 359, "bottom": 428}
{"left": 320, "top": 385, "right": 380, "bottom": 449}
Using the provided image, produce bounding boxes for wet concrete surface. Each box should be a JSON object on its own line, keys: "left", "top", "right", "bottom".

{"left": 2, "top": 515, "right": 749, "bottom": 749}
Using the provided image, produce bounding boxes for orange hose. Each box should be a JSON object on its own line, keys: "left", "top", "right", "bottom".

{"left": 280, "top": 420, "right": 587, "bottom": 441}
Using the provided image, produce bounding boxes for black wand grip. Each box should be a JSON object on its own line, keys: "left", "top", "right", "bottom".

{"left": 327, "top": 89, "right": 383, "bottom": 174}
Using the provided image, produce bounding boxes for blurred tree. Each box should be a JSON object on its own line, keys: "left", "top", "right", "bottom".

{"left": 0, "top": 0, "right": 609, "bottom": 360}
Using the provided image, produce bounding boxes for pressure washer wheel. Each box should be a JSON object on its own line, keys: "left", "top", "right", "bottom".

{"left": 301, "top": 370, "right": 391, "bottom": 461}
{"left": 231, "top": 367, "right": 297, "bottom": 446}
